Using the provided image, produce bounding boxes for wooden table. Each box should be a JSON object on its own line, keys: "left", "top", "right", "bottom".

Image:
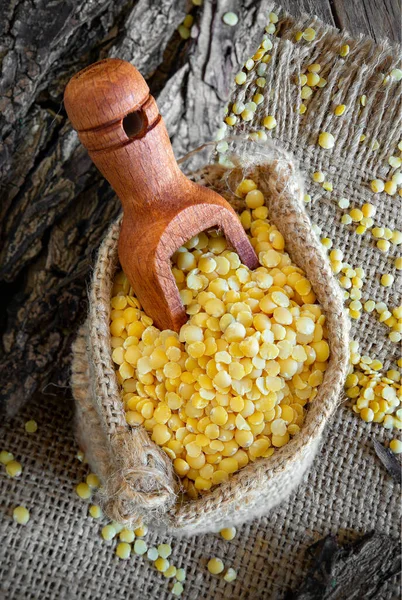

{"left": 284, "top": 0, "right": 400, "bottom": 42}
{"left": 0, "top": 0, "right": 400, "bottom": 416}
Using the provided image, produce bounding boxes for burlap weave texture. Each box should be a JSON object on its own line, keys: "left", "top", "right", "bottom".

{"left": 1, "top": 6, "right": 401, "bottom": 600}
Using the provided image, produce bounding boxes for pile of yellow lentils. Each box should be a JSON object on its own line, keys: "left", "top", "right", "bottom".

{"left": 110, "top": 178, "right": 330, "bottom": 498}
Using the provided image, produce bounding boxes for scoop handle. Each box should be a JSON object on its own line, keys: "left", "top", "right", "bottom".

{"left": 64, "top": 58, "right": 258, "bottom": 332}
{"left": 64, "top": 58, "right": 185, "bottom": 219}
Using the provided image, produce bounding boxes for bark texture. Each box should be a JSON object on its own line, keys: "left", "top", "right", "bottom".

{"left": 287, "top": 532, "right": 401, "bottom": 600}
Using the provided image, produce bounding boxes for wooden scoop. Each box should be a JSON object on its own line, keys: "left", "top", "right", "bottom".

{"left": 64, "top": 58, "right": 258, "bottom": 331}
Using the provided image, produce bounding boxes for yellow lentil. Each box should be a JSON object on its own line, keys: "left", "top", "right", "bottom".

{"left": 380, "top": 274, "right": 394, "bottom": 287}
{"left": 147, "top": 547, "right": 159, "bottom": 561}
{"left": 172, "top": 582, "right": 184, "bottom": 596}
{"left": 263, "top": 115, "right": 277, "bottom": 130}
{"left": 164, "top": 565, "right": 177, "bottom": 578}
{"left": 220, "top": 526, "right": 236, "bottom": 540}
{"left": 155, "top": 557, "right": 170, "bottom": 572}
{"left": 119, "top": 528, "right": 135, "bottom": 543}
{"left": 390, "top": 439, "right": 402, "bottom": 454}
{"left": 235, "top": 72, "right": 246, "bottom": 85}
{"left": 301, "top": 85, "right": 313, "bottom": 99}
{"left": 303, "top": 28, "right": 316, "bottom": 42}
{"left": 13, "top": 506, "right": 30, "bottom": 525}
{"left": 222, "top": 12, "right": 238, "bottom": 26}
{"left": 134, "top": 523, "right": 148, "bottom": 537}
{"left": 0, "top": 451, "right": 14, "bottom": 465}
{"left": 334, "top": 104, "right": 346, "bottom": 116}
{"left": 391, "top": 231, "right": 402, "bottom": 245}
{"left": 89, "top": 505, "right": 103, "bottom": 519}
{"left": 312, "top": 171, "right": 325, "bottom": 183}
{"left": 101, "top": 524, "right": 116, "bottom": 541}
{"left": 370, "top": 179, "right": 385, "bottom": 194}
{"left": 207, "top": 558, "right": 224, "bottom": 574}
{"left": 178, "top": 25, "right": 190, "bottom": 40}
{"left": 349, "top": 208, "right": 363, "bottom": 222}
{"left": 318, "top": 132, "right": 335, "bottom": 149}
{"left": 307, "top": 72, "right": 320, "bottom": 86}
{"left": 384, "top": 181, "right": 397, "bottom": 196}
{"left": 134, "top": 539, "right": 148, "bottom": 555}
{"left": 158, "top": 543, "right": 172, "bottom": 558}
{"left": 224, "top": 568, "right": 237, "bottom": 582}
{"left": 338, "top": 198, "right": 350, "bottom": 208}
{"left": 76, "top": 482, "right": 92, "bottom": 500}
{"left": 377, "top": 240, "right": 390, "bottom": 253}
{"left": 6, "top": 461, "right": 22, "bottom": 478}
{"left": 86, "top": 473, "right": 101, "bottom": 489}
{"left": 116, "top": 542, "right": 131, "bottom": 559}
{"left": 25, "top": 420, "right": 38, "bottom": 433}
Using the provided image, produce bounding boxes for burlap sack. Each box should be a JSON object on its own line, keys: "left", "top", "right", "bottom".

{"left": 70, "top": 137, "right": 350, "bottom": 534}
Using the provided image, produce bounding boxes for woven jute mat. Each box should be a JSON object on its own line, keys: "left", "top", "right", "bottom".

{"left": 1, "top": 7, "right": 401, "bottom": 600}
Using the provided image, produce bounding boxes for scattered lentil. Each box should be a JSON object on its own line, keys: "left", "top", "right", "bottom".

{"left": 76, "top": 482, "right": 92, "bottom": 499}
{"left": 390, "top": 439, "right": 402, "bottom": 454}
{"left": 0, "top": 451, "right": 14, "bottom": 465}
{"left": 263, "top": 115, "right": 277, "bottom": 130}
{"left": 89, "top": 505, "right": 103, "bottom": 519}
{"left": 13, "top": 506, "right": 30, "bottom": 525}
{"left": 178, "top": 26, "right": 191, "bottom": 40}
{"left": 207, "top": 558, "right": 224, "bottom": 574}
{"left": 224, "top": 567, "right": 237, "bottom": 582}
{"left": 302, "top": 28, "right": 316, "bottom": 42}
{"left": 172, "top": 582, "right": 184, "bottom": 596}
{"left": 101, "top": 524, "right": 116, "bottom": 541}
{"left": 318, "top": 132, "right": 335, "bottom": 149}
{"left": 6, "top": 461, "right": 22, "bottom": 478}
{"left": 134, "top": 539, "right": 148, "bottom": 555}
{"left": 86, "top": 473, "right": 101, "bottom": 489}
{"left": 25, "top": 420, "right": 37, "bottom": 433}
{"left": 220, "top": 527, "right": 236, "bottom": 540}
{"left": 334, "top": 104, "right": 346, "bottom": 116}
{"left": 222, "top": 12, "right": 238, "bottom": 26}
{"left": 116, "top": 542, "right": 131, "bottom": 559}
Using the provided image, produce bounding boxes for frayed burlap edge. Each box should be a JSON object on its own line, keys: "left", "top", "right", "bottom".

{"left": 70, "top": 144, "right": 350, "bottom": 535}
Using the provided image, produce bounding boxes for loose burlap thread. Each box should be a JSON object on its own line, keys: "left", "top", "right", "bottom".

{"left": 71, "top": 136, "right": 350, "bottom": 534}
{"left": 2, "top": 6, "right": 401, "bottom": 599}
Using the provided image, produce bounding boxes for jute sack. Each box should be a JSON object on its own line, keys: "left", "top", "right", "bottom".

{"left": 70, "top": 139, "right": 350, "bottom": 535}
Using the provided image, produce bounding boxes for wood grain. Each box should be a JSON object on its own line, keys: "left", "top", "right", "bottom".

{"left": 279, "top": 0, "right": 335, "bottom": 25}
{"left": 65, "top": 58, "right": 257, "bottom": 330}
{"left": 331, "top": 0, "right": 401, "bottom": 43}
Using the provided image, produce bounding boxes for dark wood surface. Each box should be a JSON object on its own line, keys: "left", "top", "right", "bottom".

{"left": 0, "top": 0, "right": 400, "bottom": 416}
{"left": 280, "top": 0, "right": 400, "bottom": 42}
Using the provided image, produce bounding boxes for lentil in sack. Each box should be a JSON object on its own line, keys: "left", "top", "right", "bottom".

{"left": 71, "top": 139, "right": 349, "bottom": 534}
